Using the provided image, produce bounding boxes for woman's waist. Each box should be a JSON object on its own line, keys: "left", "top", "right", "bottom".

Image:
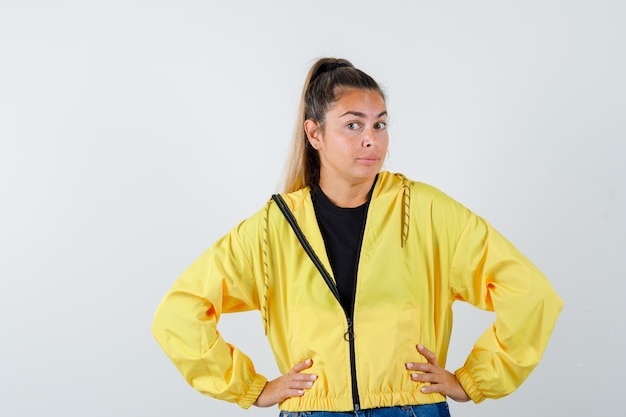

{"left": 280, "top": 389, "right": 447, "bottom": 412}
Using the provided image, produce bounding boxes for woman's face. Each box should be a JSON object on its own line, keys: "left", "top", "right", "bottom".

{"left": 306, "top": 88, "right": 389, "bottom": 188}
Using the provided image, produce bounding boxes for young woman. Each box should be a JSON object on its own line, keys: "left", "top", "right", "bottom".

{"left": 152, "top": 58, "right": 562, "bottom": 417}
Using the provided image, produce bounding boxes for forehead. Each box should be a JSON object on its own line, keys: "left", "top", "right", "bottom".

{"left": 330, "top": 88, "right": 386, "bottom": 115}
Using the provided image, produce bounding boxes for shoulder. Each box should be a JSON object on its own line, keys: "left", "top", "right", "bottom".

{"left": 378, "top": 172, "right": 475, "bottom": 228}
{"left": 233, "top": 187, "right": 313, "bottom": 236}
{"left": 271, "top": 187, "right": 311, "bottom": 212}
{"left": 377, "top": 171, "right": 463, "bottom": 205}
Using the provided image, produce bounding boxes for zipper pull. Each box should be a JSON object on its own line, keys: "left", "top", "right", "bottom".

{"left": 344, "top": 318, "right": 354, "bottom": 342}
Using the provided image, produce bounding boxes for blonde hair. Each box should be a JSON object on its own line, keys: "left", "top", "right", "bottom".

{"left": 281, "top": 58, "right": 385, "bottom": 193}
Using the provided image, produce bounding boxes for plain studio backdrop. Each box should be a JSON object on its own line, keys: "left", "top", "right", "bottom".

{"left": 1, "top": 1, "right": 624, "bottom": 416}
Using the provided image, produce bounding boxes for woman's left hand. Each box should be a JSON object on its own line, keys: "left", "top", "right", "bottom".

{"left": 405, "top": 344, "right": 470, "bottom": 403}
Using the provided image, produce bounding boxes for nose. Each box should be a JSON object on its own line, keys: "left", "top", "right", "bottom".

{"left": 362, "top": 127, "right": 375, "bottom": 147}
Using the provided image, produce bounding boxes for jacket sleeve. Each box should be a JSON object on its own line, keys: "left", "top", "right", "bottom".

{"left": 448, "top": 213, "right": 563, "bottom": 403}
{"left": 151, "top": 223, "right": 267, "bottom": 409}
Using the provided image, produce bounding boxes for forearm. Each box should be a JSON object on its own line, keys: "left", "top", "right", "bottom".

{"left": 450, "top": 218, "right": 563, "bottom": 401}
{"left": 152, "top": 290, "right": 268, "bottom": 407}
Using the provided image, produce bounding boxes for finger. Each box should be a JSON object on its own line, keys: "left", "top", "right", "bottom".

{"left": 406, "top": 362, "right": 435, "bottom": 373}
{"left": 418, "top": 382, "right": 444, "bottom": 395}
{"left": 416, "top": 344, "right": 439, "bottom": 367}
{"left": 285, "top": 388, "right": 306, "bottom": 398}
{"left": 290, "top": 359, "right": 314, "bottom": 374}
{"left": 410, "top": 371, "right": 438, "bottom": 383}
{"left": 289, "top": 372, "right": 318, "bottom": 382}
{"left": 288, "top": 379, "right": 316, "bottom": 390}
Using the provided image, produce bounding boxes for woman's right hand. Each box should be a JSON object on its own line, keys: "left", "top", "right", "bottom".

{"left": 253, "top": 359, "right": 318, "bottom": 407}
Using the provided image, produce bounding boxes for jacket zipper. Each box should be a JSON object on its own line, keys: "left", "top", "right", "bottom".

{"left": 321, "top": 282, "right": 360, "bottom": 411}
{"left": 346, "top": 198, "right": 370, "bottom": 411}
{"left": 272, "top": 195, "right": 342, "bottom": 301}
{"left": 271, "top": 193, "right": 370, "bottom": 411}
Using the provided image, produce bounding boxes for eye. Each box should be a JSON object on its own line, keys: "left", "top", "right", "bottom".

{"left": 347, "top": 122, "right": 361, "bottom": 130}
{"left": 375, "top": 121, "right": 388, "bottom": 130}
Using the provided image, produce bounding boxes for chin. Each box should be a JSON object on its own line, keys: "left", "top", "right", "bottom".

{"left": 353, "top": 167, "right": 381, "bottom": 182}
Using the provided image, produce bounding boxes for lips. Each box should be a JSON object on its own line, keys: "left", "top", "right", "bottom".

{"left": 357, "top": 156, "right": 380, "bottom": 165}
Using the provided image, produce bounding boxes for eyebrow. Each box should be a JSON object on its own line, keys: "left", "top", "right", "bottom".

{"left": 339, "top": 111, "right": 388, "bottom": 119}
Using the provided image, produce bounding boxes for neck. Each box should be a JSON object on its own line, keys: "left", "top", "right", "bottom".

{"left": 317, "top": 176, "right": 376, "bottom": 208}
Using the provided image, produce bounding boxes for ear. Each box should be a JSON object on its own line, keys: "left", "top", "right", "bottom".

{"left": 304, "top": 119, "right": 322, "bottom": 150}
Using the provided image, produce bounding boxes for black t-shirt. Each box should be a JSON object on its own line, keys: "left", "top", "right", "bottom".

{"left": 311, "top": 181, "right": 375, "bottom": 314}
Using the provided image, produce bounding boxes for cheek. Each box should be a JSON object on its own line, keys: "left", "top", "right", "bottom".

{"left": 379, "top": 133, "right": 390, "bottom": 150}
{"left": 335, "top": 137, "right": 356, "bottom": 153}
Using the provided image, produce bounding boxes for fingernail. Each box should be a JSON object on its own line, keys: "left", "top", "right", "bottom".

{"left": 306, "top": 381, "right": 313, "bottom": 388}
{"left": 406, "top": 362, "right": 413, "bottom": 369}
{"left": 417, "top": 344, "right": 424, "bottom": 350}
{"left": 305, "top": 359, "right": 311, "bottom": 365}
{"left": 411, "top": 373, "right": 418, "bottom": 380}
{"left": 310, "top": 374, "right": 317, "bottom": 380}
{"left": 420, "top": 387, "right": 426, "bottom": 393}
{"left": 298, "top": 390, "right": 304, "bottom": 395}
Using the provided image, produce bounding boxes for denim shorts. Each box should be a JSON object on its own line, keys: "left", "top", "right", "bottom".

{"left": 279, "top": 402, "right": 450, "bottom": 417}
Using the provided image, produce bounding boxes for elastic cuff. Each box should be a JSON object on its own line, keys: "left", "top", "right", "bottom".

{"left": 237, "top": 374, "right": 268, "bottom": 409}
{"left": 454, "top": 367, "right": 486, "bottom": 404}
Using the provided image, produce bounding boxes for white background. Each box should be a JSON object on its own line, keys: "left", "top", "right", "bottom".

{"left": 1, "top": 1, "right": 624, "bottom": 416}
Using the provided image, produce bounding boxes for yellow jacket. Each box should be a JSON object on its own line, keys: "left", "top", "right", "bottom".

{"left": 152, "top": 172, "right": 562, "bottom": 411}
